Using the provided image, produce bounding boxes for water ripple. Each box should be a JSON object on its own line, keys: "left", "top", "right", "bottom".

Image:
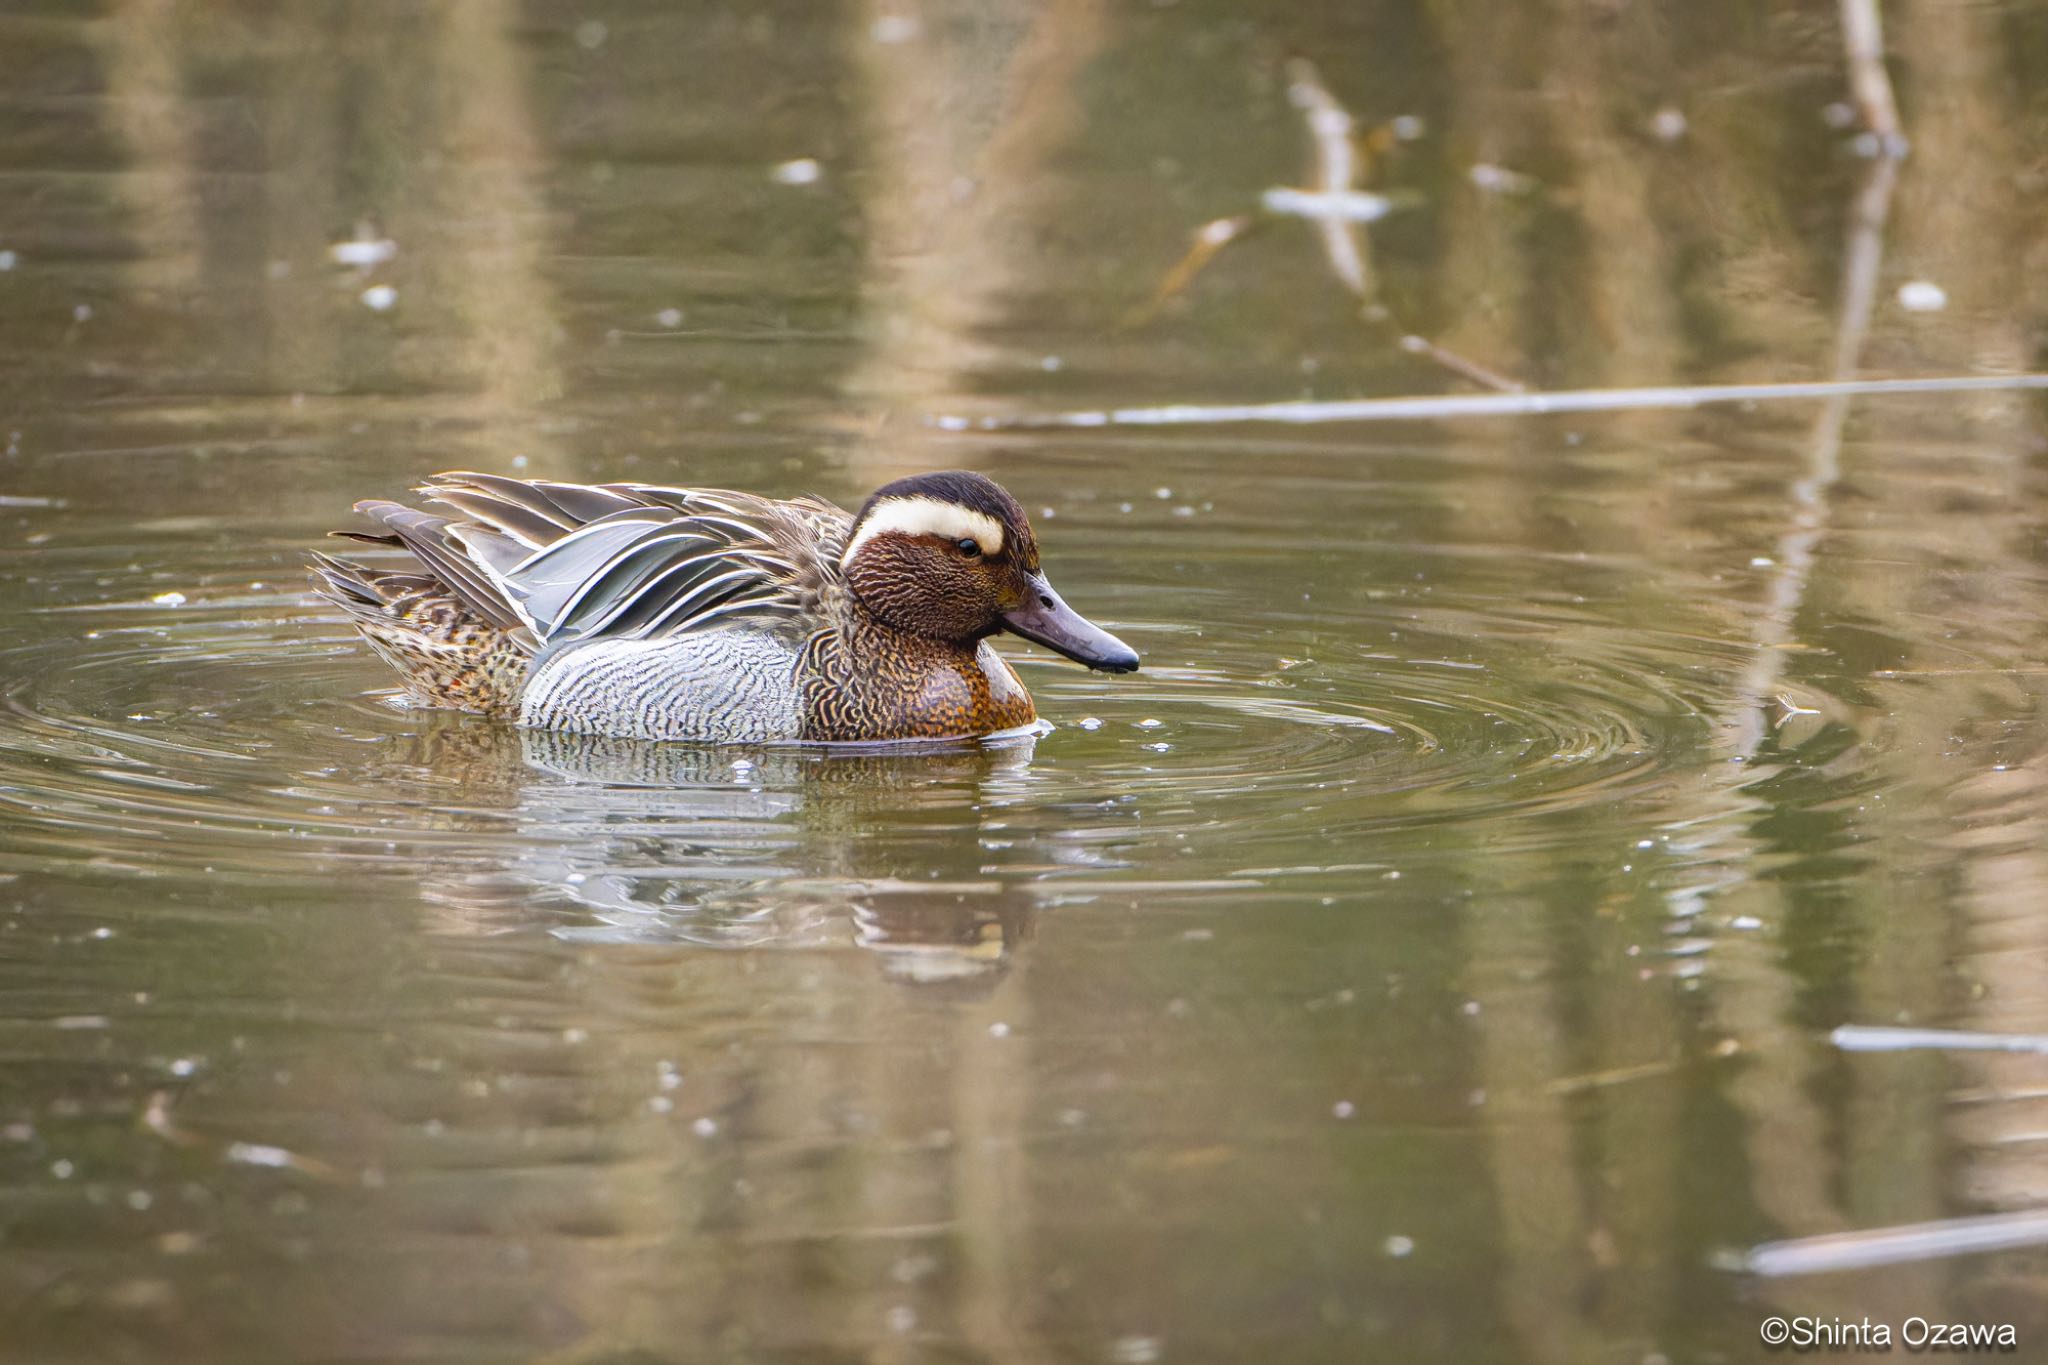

{"left": 0, "top": 535, "right": 1738, "bottom": 925}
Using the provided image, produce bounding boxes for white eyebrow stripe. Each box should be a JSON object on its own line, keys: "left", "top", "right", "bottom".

{"left": 840, "top": 496, "right": 1006, "bottom": 566}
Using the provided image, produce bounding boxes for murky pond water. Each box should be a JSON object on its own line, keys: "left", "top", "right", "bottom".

{"left": 6, "top": 3, "right": 2048, "bottom": 1361}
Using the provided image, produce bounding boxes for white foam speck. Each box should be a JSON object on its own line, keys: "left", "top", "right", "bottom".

{"left": 1897, "top": 280, "right": 1947, "bottom": 312}
{"left": 1109, "top": 1336, "right": 1162, "bottom": 1365}
{"left": 328, "top": 238, "right": 396, "bottom": 267}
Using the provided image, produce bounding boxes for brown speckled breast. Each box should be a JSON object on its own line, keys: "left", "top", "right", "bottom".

{"left": 798, "top": 616, "right": 1036, "bottom": 741}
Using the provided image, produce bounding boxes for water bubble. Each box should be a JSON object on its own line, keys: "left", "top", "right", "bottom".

{"left": 1469, "top": 163, "right": 1536, "bottom": 194}
{"left": 360, "top": 284, "right": 398, "bottom": 311}
{"left": 328, "top": 237, "right": 396, "bottom": 268}
{"left": 1383, "top": 1234, "right": 1415, "bottom": 1258}
{"left": 892, "top": 1253, "right": 938, "bottom": 1284}
{"left": 870, "top": 14, "right": 919, "bottom": 42}
{"left": 150, "top": 591, "right": 187, "bottom": 607}
{"left": 771, "top": 158, "right": 822, "bottom": 186}
{"left": 692, "top": 1117, "right": 719, "bottom": 1138}
{"left": 988, "top": 1021, "right": 1011, "bottom": 1038}
{"left": 1109, "top": 1336, "right": 1163, "bottom": 1365}
{"left": 1077, "top": 716, "right": 1103, "bottom": 731}
{"left": 1897, "top": 280, "right": 1948, "bottom": 312}
{"left": 656, "top": 307, "right": 684, "bottom": 328}
{"left": 574, "top": 19, "right": 608, "bottom": 49}
{"left": 1332, "top": 1100, "right": 1356, "bottom": 1119}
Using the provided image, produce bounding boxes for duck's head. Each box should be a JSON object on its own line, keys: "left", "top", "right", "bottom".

{"left": 840, "top": 471, "right": 1140, "bottom": 673}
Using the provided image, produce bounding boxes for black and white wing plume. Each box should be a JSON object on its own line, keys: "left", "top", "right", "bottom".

{"left": 386, "top": 473, "right": 852, "bottom": 649}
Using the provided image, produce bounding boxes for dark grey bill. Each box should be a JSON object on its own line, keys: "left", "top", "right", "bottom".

{"left": 1000, "top": 576, "right": 1140, "bottom": 673}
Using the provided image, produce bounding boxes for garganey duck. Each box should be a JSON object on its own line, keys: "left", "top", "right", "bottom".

{"left": 312, "top": 470, "right": 1139, "bottom": 742}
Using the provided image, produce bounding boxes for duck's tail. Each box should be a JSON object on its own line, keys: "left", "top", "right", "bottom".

{"left": 310, "top": 531, "right": 534, "bottom": 718}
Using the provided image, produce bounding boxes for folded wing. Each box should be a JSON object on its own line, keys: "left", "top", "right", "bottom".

{"left": 347, "top": 472, "right": 852, "bottom": 650}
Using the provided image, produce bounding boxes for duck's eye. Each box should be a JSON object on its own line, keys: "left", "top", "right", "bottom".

{"left": 955, "top": 538, "right": 983, "bottom": 558}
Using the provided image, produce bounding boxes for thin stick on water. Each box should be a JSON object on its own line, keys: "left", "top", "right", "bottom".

{"left": 1832, "top": 1024, "right": 2048, "bottom": 1055}
{"left": 1840, "top": 0, "right": 1904, "bottom": 151}
{"left": 1122, "top": 216, "right": 1257, "bottom": 328}
{"left": 1399, "top": 334, "right": 1527, "bottom": 394}
{"left": 935, "top": 373, "right": 2048, "bottom": 430}
{"left": 1742, "top": 1209, "right": 2048, "bottom": 1277}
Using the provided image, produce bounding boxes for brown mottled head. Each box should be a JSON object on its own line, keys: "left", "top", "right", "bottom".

{"left": 840, "top": 471, "right": 1139, "bottom": 673}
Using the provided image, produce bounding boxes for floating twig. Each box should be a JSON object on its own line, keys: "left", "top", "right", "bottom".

{"left": 1123, "top": 215, "right": 1258, "bottom": 328}
{"left": 1741, "top": 1208, "right": 2048, "bottom": 1277}
{"left": 142, "top": 1090, "right": 341, "bottom": 1181}
{"left": 1399, "top": 334, "right": 1526, "bottom": 394}
{"left": 938, "top": 373, "right": 2048, "bottom": 430}
{"left": 1832, "top": 1024, "right": 2048, "bottom": 1056}
{"left": 1839, "top": 0, "right": 1906, "bottom": 154}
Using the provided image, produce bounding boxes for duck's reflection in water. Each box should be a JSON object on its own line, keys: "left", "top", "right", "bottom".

{"left": 301, "top": 715, "right": 1064, "bottom": 1362}
{"left": 392, "top": 714, "right": 1044, "bottom": 991}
